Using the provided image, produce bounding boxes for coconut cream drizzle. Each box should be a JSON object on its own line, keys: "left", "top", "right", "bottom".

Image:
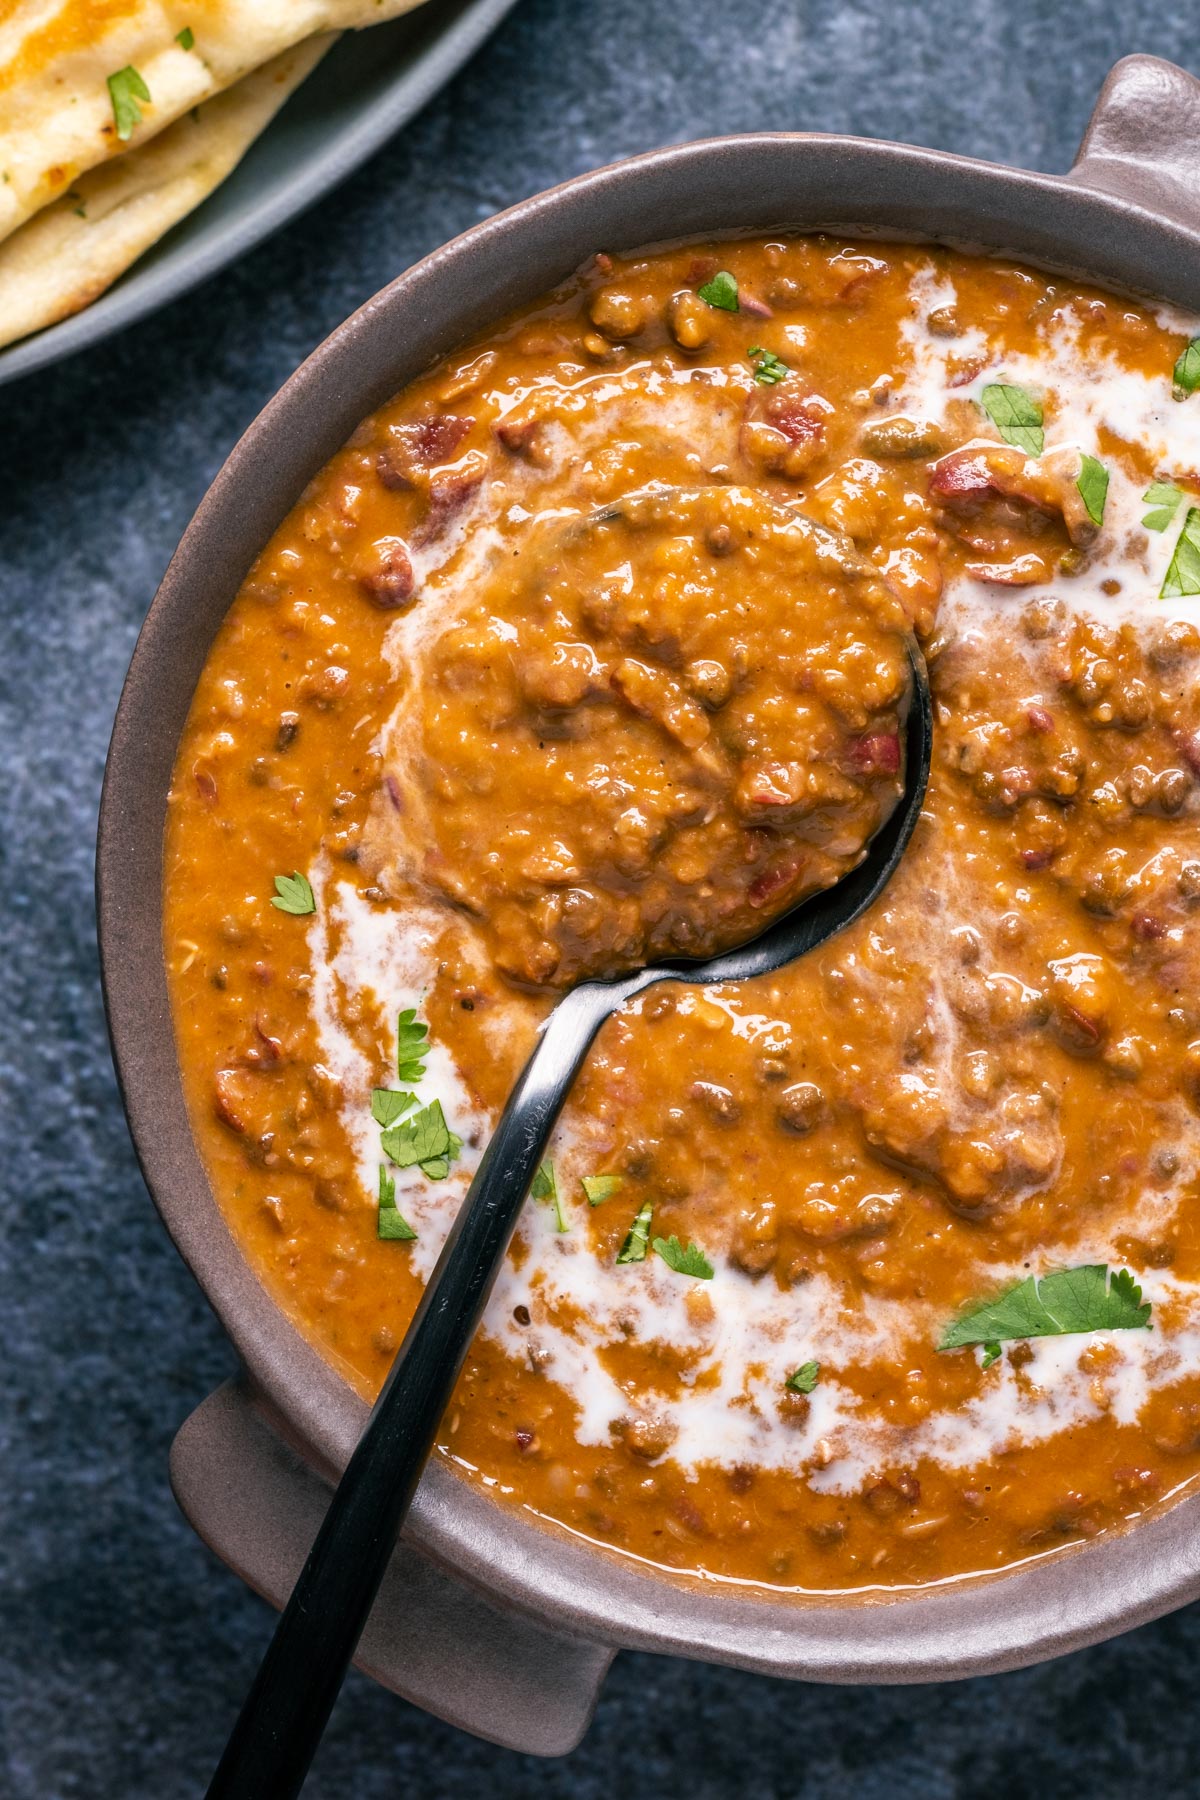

{"left": 306, "top": 264, "right": 1200, "bottom": 1495}
{"left": 898, "top": 258, "right": 1200, "bottom": 629}
{"left": 306, "top": 865, "right": 1200, "bottom": 1497}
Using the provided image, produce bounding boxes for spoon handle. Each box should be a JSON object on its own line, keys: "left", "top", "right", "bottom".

{"left": 207, "top": 976, "right": 641, "bottom": 1799}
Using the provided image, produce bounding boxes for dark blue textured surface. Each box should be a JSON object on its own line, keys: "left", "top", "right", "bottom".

{"left": 4, "top": 3, "right": 1200, "bottom": 1794}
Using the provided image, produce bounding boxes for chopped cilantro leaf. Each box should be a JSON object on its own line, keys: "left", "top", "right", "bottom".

{"left": 378, "top": 1205, "right": 417, "bottom": 1239}
{"left": 270, "top": 871, "right": 315, "bottom": 915}
{"left": 1143, "top": 481, "right": 1184, "bottom": 531}
{"left": 422, "top": 1136, "right": 462, "bottom": 1183}
{"left": 581, "top": 1173, "right": 623, "bottom": 1207}
{"left": 396, "top": 1007, "right": 428, "bottom": 1083}
{"left": 377, "top": 1165, "right": 416, "bottom": 1241}
{"left": 748, "top": 344, "right": 789, "bottom": 385}
{"left": 616, "top": 1199, "right": 653, "bottom": 1264}
{"left": 785, "top": 1360, "right": 819, "bottom": 1394}
{"left": 372, "top": 1088, "right": 415, "bottom": 1128}
{"left": 530, "top": 1160, "right": 555, "bottom": 1200}
{"left": 1174, "top": 336, "right": 1200, "bottom": 396}
{"left": 697, "top": 270, "right": 739, "bottom": 312}
{"left": 381, "top": 1098, "right": 458, "bottom": 1177}
{"left": 107, "top": 66, "right": 150, "bottom": 141}
{"left": 1161, "top": 506, "right": 1200, "bottom": 599}
{"left": 176, "top": 26, "right": 195, "bottom": 49}
{"left": 531, "top": 1159, "right": 568, "bottom": 1231}
{"left": 653, "top": 1235, "right": 714, "bottom": 1279}
{"left": 938, "top": 1264, "right": 1151, "bottom": 1353}
{"left": 979, "top": 382, "right": 1044, "bottom": 455}
{"left": 1076, "top": 454, "right": 1108, "bottom": 527}
{"left": 981, "top": 1342, "right": 1002, "bottom": 1370}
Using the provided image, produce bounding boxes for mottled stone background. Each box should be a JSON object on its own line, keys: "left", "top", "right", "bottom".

{"left": 4, "top": 2, "right": 1200, "bottom": 1794}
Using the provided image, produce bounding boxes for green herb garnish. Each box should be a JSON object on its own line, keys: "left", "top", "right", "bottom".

{"left": 1077, "top": 454, "right": 1108, "bottom": 527}
{"left": 530, "top": 1160, "right": 555, "bottom": 1200}
{"left": 653, "top": 1235, "right": 714, "bottom": 1279}
{"left": 748, "top": 344, "right": 789, "bottom": 385}
{"left": 616, "top": 1200, "right": 653, "bottom": 1264}
{"left": 938, "top": 1265, "right": 1151, "bottom": 1354}
{"left": 270, "top": 871, "right": 315, "bottom": 915}
{"left": 396, "top": 1007, "right": 429, "bottom": 1083}
{"left": 697, "top": 270, "right": 739, "bottom": 312}
{"left": 378, "top": 1209, "right": 417, "bottom": 1239}
{"left": 531, "top": 1159, "right": 568, "bottom": 1232}
{"left": 107, "top": 66, "right": 150, "bottom": 141}
{"left": 381, "top": 1098, "right": 462, "bottom": 1181}
{"left": 377, "top": 1165, "right": 416, "bottom": 1241}
{"left": 1143, "top": 481, "right": 1184, "bottom": 531}
{"left": 375, "top": 1011, "right": 459, "bottom": 1179}
{"left": 785, "top": 1361, "right": 819, "bottom": 1394}
{"left": 371, "top": 1088, "right": 416, "bottom": 1128}
{"left": 1174, "top": 336, "right": 1200, "bottom": 396}
{"left": 176, "top": 25, "right": 195, "bottom": 49}
{"left": 979, "top": 382, "right": 1044, "bottom": 455}
{"left": 581, "top": 1173, "right": 624, "bottom": 1207}
{"left": 980, "top": 1342, "right": 1002, "bottom": 1370}
{"left": 1161, "top": 506, "right": 1200, "bottom": 599}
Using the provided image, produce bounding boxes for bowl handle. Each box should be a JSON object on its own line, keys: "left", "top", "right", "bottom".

{"left": 170, "top": 1379, "right": 613, "bottom": 1757}
{"left": 1068, "top": 54, "right": 1200, "bottom": 229}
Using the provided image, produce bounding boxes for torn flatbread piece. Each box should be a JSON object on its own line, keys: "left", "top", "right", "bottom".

{"left": 0, "top": 0, "right": 429, "bottom": 247}
{"left": 0, "top": 34, "right": 334, "bottom": 349}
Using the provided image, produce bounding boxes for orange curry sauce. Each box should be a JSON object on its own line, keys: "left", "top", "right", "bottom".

{"left": 165, "top": 238, "right": 1200, "bottom": 1592}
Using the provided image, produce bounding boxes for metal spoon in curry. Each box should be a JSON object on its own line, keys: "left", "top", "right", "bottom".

{"left": 206, "top": 489, "right": 934, "bottom": 1798}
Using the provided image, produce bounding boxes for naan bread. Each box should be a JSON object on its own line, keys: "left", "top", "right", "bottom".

{"left": 0, "top": 34, "right": 333, "bottom": 349}
{"left": 0, "top": 0, "right": 429, "bottom": 247}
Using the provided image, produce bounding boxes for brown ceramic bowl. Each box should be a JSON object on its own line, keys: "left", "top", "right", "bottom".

{"left": 98, "top": 53, "right": 1200, "bottom": 1755}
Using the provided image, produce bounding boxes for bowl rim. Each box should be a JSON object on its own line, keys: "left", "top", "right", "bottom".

{"left": 98, "top": 121, "right": 1200, "bottom": 1681}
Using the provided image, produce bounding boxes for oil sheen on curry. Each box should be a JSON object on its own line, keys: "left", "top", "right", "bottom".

{"left": 165, "top": 237, "right": 1200, "bottom": 1594}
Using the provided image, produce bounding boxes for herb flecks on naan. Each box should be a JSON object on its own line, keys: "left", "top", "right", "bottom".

{"left": 0, "top": 37, "right": 332, "bottom": 350}
{"left": 0, "top": 0, "right": 429, "bottom": 245}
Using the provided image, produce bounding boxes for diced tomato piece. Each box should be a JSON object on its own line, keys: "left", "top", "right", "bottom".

{"left": 845, "top": 730, "right": 901, "bottom": 776}
{"left": 929, "top": 451, "right": 999, "bottom": 502}
{"left": 748, "top": 856, "right": 804, "bottom": 907}
{"left": 358, "top": 537, "right": 415, "bottom": 608}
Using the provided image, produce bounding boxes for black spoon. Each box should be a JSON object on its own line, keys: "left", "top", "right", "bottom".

{"left": 207, "top": 627, "right": 932, "bottom": 1799}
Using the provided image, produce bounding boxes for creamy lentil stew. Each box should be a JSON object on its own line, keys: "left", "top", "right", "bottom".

{"left": 366, "top": 480, "right": 909, "bottom": 986}
{"left": 165, "top": 237, "right": 1200, "bottom": 1592}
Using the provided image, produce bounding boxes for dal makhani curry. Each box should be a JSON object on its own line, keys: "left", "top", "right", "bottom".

{"left": 164, "top": 236, "right": 1200, "bottom": 1592}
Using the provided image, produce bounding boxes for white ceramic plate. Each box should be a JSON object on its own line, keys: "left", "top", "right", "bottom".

{"left": 0, "top": 0, "right": 519, "bottom": 390}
